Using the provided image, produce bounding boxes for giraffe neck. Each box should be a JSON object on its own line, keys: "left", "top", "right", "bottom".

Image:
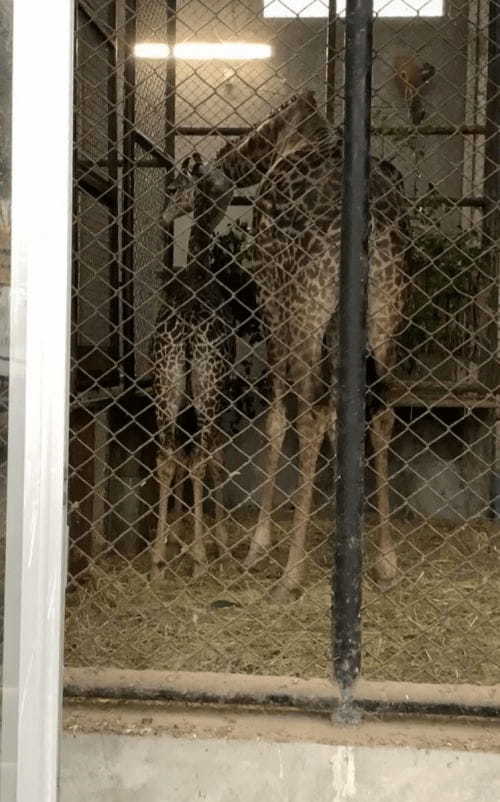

{"left": 216, "top": 130, "right": 274, "bottom": 187}
{"left": 186, "top": 218, "right": 213, "bottom": 279}
{"left": 215, "top": 106, "right": 337, "bottom": 187}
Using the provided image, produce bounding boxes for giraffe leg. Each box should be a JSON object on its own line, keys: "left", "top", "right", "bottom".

{"left": 191, "top": 460, "right": 209, "bottom": 578}
{"left": 189, "top": 332, "right": 228, "bottom": 575}
{"left": 370, "top": 406, "right": 398, "bottom": 588}
{"left": 151, "top": 451, "right": 177, "bottom": 584}
{"left": 245, "top": 393, "right": 287, "bottom": 569}
{"left": 209, "top": 456, "right": 229, "bottom": 560}
{"left": 172, "top": 462, "right": 184, "bottom": 518}
{"left": 151, "top": 333, "right": 185, "bottom": 581}
{"left": 274, "top": 405, "right": 329, "bottom": 601}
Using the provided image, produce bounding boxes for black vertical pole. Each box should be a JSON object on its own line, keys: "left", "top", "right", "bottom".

{"left": 72, "top": 6, "right": 80, "bottom": 395}
{"left": 484, "top": 0, "right": 500, "bottom": 217}
{"left": 164, "top": 0, "right": 177, "bottom": 270}
{"left": 109, "top": 0, "right": 121, "bottom": 371}
{"left": 484, "top": 0, "right": 500, "bottom": 514}
{"left": 334, "top": 0, "right": 373, "bottom": 723}
{"left": 121, "top": 0, "right": 137, "bottom": 385}
{"left": 484, "top": 0, "right": 500, "bottom": 252}
{"left": 326, "top": 0, "right": 338, "bottom": 124}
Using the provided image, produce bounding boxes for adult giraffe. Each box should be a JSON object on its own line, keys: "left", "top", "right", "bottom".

{"left": 162, "top": 91, "right": 410, "bottom": 600}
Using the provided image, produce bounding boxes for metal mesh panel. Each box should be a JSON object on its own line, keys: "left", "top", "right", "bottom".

{"left": 76, "top": 4, "right": 114, "bottom": 163}
{"left": 74, "top": 193, "right": 116, "bottom": 360}
{"left": 134, "top": 143, "right": 166, "bottom": 381}
{"left": 68, "top": 0, "right": 500, "bottom": 694}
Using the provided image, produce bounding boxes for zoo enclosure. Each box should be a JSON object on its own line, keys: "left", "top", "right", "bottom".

{"left": 68, "top": 0, "right": 500, "bottom": 719}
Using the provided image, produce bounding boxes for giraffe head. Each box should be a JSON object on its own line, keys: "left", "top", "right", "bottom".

{"left": 267, "top": 89, "right": 320, "bottom": 153}
{"left": 216, "top": 90, "right": 321, "bottom": 182}
{"left": 162, "top": 152, "right": 234, "bottom": 226}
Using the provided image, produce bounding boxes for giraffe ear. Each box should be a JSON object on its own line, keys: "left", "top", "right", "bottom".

{"left": 190, "top": 151, "right": 204, "bottom": 177}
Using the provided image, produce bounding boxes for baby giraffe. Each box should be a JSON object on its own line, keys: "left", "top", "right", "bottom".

{"left": 150, "top": 156, "right": 234, "bottom": 580}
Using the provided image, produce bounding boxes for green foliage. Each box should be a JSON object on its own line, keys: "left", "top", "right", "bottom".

{"left": 401, "top": 225, "right": 494, "bottom": 363}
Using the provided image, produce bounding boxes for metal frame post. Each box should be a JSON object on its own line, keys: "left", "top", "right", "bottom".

{"left": 326, "top": 0, "right": 338, "bottom": 123}
{"left": 164, "top": 0, "right": 177, "bottom": 270}
{"left": 121, "top": 0, "right": 137, "bottom": 384}
{"left": 0, "top": 0, "right": 74, "bottom": 798}
{"left": 334, "top": 0, "right": 373, "bottom": 724}
{"left": 484, "top": 0, "right": 500, "bottom": 515}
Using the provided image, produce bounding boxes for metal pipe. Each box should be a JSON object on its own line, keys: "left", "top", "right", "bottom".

{"left": 172, "top": 124, "right": 487, "bottom": 137}
{"left": 163, "top": 0, "right": 177, "bottom": 270}
{"left": 373, "top": 124, "right": 487, "bottom": 136}
{"left": 108, "top": 0, "right": 120, "bottom": 373}
{"left": 62, "top": 669, "right": 500, "bottom": 719}
{"left": 483, "top": 0, "right": 500, "bottom": 517}
{"left": 326, "top": 0, "right": 338, "bottom": 123}
{"left": 134, "top": 129, "right": 173, "bottom": 167}
{"left": 121, "top": 0, "right": 137, "bottom": 384}
{"left": 78, "top": 0, "right": 113, "bottom": 42}
{"left": 334, "top": 0, "right": 373, "bottom": 725}
{"left": 75, "top": 167, "right": 490, "bottom": 208}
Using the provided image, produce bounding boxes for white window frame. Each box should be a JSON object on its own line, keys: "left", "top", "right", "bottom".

{"left": 0, "top": 0, "right": 74, "bottom": 800}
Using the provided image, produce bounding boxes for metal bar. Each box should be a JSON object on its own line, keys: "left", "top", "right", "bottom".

{"left": 484, "top": 0, "right": 500, "bottom": 239}
{"left": 326, "top": 0, "right": 338, "bottom": 123}
{"left": 63, "top": 669, "right": 500, "bottom": 719}
{"left": 108, "top": 0, "right": 120, "bottom": 372}
{"left": 72, "top": 8, "right": 81, "bottom": 396}
{"left": 164, "top": 0, "right": 177, "bottom": 270}
{"left": 80, "top": 159, "right": 172, "bottom": 168}
{"left": 372, "top": 124, "right": 487, "bottom": 136}
{"left": 484, "top": 0, "right": 500, "bottom": 516}
{"left": 121, "top": 0, "right": 137, "bottom": 383}
{"left": 134, "top": 129, "right": 173, "bottom": 168}
{"left": 69, "top": 382, "right": 498, "bottom": 412}
{"left": 172, "top": 125, "right": 487, "bottom": 137}
{"left": 78, "top": 0, "right": 114, "bottom": 44}
{"left": 416, "top": 196, "right": 486, "bottom": 208}
{"left": 176, "top": 126, "right": 252, "bottom": 136}
{"left": 0, "top": 0, "right": 74, "bottom": 799}
{"left": 334, "top": 0, "right": 373, "bottom": 725}
{"left": 74, "top": 166, "right": 492, "bottom": 208}
{"left": 76, "top": 168, "right": 115, "bottom": 204}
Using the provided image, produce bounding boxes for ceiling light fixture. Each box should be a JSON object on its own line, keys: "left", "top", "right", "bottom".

{"left": 134, "top": 42, "right": 169, "bottom": 59}
{"left": 134, "top": 42, "right": 272, "bottom": 60}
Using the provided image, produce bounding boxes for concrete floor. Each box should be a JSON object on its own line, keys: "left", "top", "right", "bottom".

{"left": 60, "top": 732, "right": 500, "bottom": 802}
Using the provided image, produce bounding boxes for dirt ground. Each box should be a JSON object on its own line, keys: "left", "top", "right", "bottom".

{"left": 63, "top": 700, "right": 500, "bottom": 752}
{"left": 65, "top": 511, "right": 500, "bottom": 685}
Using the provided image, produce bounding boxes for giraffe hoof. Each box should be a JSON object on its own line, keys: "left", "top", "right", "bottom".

{"left": 373, "top": 562, "right": 399, "bottom": 591}
{"left": 191, "top": 561, "right": 209, "bottom": 580}
{"left": 270, "top": 583, "right": 301, "bottom": 604}
{"left": 243, "top": 548, "right": 265, "bottom": 572}
{"left": 149, "top": 563, "right": 166, "bottom": 586}
{"left": 373, "top": 551, "right": 398, "bottom": 591}
{"left": 375, "top": 576, "right": 399, "bottom": 592}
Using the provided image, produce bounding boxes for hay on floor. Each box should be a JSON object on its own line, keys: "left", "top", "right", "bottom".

{"left": 65, "top": 511, "right": 500, "bottom": 684}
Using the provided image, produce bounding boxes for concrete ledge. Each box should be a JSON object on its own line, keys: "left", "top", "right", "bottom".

{"left": 63, "top": 699, "right": 500, "bottom": 754}
{"left": 60, "top": 732, "right": 500, "bottom": 802}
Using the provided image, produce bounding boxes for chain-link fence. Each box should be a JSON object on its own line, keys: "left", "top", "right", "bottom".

{"left": 67, "top": 0, "right": 500, "bottom": 697}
